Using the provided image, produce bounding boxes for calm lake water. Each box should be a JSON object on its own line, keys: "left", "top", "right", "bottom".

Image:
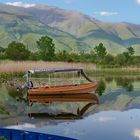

{"left": 0, "top": 76, "right": 140, "bottom": 140}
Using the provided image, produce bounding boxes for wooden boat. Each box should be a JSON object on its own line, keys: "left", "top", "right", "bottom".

{"left": 22, "top": 68, "right": 99, "bottom": 95}
{"left": 28, "top": 82, "right": 98, "bottom": 95}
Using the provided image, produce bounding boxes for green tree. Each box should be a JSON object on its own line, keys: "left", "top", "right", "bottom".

{"left": 5, "top": 41, "right": 30, "bottom": 60}
{"left": 115, "top": 54, "right": 126, "bottom": 66}
{"left": 123, "top": 52, "right": 130, "bottom": 64}
{"left": 79, "top": 52, "right": 91, "bottom": 63}
{"left": 69, "top": 52, "right": 79, "bottom": 62}
{"left": 29, "top": 52, "right": 40, "bottom": 60}
{"left": 133, "top": 56, "right": 140, "bottom": 65}
{"left": 95, "top": 80, "right": 106, "bottom": 96}
{"left": 127, "top": 46, "right": 135, "bottom": 56}
{"left": 89, "top": 50, "right": 96, "bottom": 63}
{"left": 127, "top": 46, "right": 135, "bottom": 64}
{"left": 104, "top": 54, "right": 114, "bottom": 64}
{"left": 0, "top": 46, "right": 6, "bottom": 60}
{"left": 0, "top": 46, "right": 5, "bottom": 52}
{"left": 55, "top": 50, "right": 69, "bottom": 61}
{"left": 94, "top": 43, "right": 107, "bottom": 63}
{"left": 36, "top": 36, "right": 55, "bottom": 61}
{"left": 121, "top": 47, "right": 135, "bottom": 65}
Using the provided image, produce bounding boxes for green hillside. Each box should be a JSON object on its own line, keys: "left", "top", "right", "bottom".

{"left": 0, "top": 4, "right": 140, "bottom": 54}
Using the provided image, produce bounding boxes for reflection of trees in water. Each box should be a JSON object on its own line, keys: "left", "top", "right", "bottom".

{"left": 95, "top": 80, "right": 106, "bottom": 96}
{"left": 104, "top": 77, "right": 113, "bottom": 83}
{"left": 115, "top": 77, "right": 134, "bottom": 92}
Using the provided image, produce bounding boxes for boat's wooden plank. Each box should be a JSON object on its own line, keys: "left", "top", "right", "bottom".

{"left": 28, "top": 83, "right": 98, "bottom": 95}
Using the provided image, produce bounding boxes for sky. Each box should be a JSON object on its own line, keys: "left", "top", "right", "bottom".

{"left": 0, "top": 0, "right": 140, "bottom": 24}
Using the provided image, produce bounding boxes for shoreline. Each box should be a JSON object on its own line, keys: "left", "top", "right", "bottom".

{"left": 1, "top": 61, "right": 140, "bottom": 80}
{"left": 0, "top": 61, "right": 96, "bottom": 73}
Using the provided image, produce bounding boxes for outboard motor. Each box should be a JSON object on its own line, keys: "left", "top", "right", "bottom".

{"left": 17, "top": 81, "right": 33, "bottom": 92}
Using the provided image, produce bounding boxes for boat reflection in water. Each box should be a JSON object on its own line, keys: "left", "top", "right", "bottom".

{"left": 27, "top": 93, "right": 99, "bottom": 120}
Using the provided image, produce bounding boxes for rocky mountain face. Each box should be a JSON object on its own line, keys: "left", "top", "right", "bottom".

{"left": 0, "top": 4, "right": 140, "bottom": 55}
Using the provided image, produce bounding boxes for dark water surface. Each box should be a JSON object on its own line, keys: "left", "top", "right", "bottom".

{"left": 0, "top": 76, "right": 140, "bottom": 140}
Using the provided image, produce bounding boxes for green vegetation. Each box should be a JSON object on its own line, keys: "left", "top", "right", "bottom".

{"left": 5, "top": 41, "right": 30, "bottom": 60}
{"left": 0, "top": 136, "right": 6, "bottom": 140}
{"left": 94, "top": 43, "right": 107, "bottom": 64}
{"left": 0, "top": 47, "right": 5, "bottom": 52}
{"left": 95, "top": 80, "right": 106, "bottom": 96}
{"left": 0, "top": 105, "right": 10, "bottom": 115}
{"left": 37, "top": 36, "right": 55, "bottom": 61}
{"left": 0, "top": 72, "right": 24, "bottom": 81}
{"left": 0, "top": 35, "right": 140, "bottom": 67}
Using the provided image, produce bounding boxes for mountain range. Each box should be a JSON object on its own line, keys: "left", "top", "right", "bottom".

{"left": 0, "top": 4, "right": 140, "bottom": 55}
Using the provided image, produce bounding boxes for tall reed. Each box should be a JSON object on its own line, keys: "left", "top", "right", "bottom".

{"left": 0, "top": 61, "right": 96, "bottom": 73}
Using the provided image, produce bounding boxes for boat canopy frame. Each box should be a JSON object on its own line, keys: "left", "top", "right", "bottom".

{"left": 28, "top": 68, "right": 83, "bottom": 74}
{"left": 23, "top": 68, "right": 94, "bottom": 83}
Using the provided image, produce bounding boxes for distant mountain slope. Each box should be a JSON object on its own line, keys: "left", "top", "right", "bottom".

{"left": 0, "top": 4, "right": 140, "bottom": 55}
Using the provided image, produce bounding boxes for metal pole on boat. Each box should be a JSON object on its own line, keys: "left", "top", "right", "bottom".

{"left": 79, "top": 72, "right": 81, "bottom": 85}
{"left": 49, "top": 74, "right": 51, "bottom": 87}
{"left": 73, "top": 71, "right": 75, "bottom": 85}
{"left": 53, "top": 73, "right": 55, "bottom": 86}
{"left": 27, "top": 72, "right": 29, "bottom": 82}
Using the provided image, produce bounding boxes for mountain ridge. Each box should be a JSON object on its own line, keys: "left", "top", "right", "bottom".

{"left": 0, "top": 4, "right": 140, "bottom": 55}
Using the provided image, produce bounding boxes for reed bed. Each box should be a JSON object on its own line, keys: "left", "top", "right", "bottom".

{"left": 0, "top": 61, "right": 96, "bottom": 73}
{"left": 1, "top": 61, "right": 140, "bottom": 80}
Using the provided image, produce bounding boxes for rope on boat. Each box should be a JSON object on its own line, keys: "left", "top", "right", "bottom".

{"left": 80, "top": 70, "right": 94, "bottom": 83}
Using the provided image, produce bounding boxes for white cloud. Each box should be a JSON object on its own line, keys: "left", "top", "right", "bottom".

{"left": 97, "top": 116, "right": 115, "bottom": 122}
{"left": 6, "top": 123, "right": 36, "bottom": 129}
{"left": 6, "top": 1, "right": 36, "bottom": 8}
{"left": 137, "top": 0, "right": 140, "bottom": 4}
{"left": 94, "top": 11, "right": 118, "bottom": 16}
{"left": 133, "top": 129, "right": 140, "bottom": 140}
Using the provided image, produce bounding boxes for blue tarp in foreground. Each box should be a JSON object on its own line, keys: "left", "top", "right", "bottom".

{"left": 0, "top": 128, "right": 77, "bottom": 140}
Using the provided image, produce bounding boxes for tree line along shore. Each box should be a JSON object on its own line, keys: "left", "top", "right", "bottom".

{"left": 0, "top": 35, "right": 140, "bottom": 67}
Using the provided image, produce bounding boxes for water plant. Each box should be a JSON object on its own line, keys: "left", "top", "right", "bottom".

{"left": 0, "top": 136, "right": 6, "bottom": 140}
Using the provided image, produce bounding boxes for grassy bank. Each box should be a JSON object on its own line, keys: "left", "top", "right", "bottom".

{"left": 92, "top": 67, "right": 140, "bottom": 76}
{"left": 0, "top": 61, "right": 140, "bottom": 80}
{"left": 0, "top": 61, "right": 96, "bottom": 80}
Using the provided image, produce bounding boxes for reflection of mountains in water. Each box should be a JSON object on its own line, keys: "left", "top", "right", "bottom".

{"left": 98, "top": 77, "right": 140, "bottom": 112}
{"left": 28, "top": 93, "right": 99, "bottom": 120}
